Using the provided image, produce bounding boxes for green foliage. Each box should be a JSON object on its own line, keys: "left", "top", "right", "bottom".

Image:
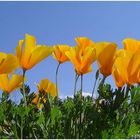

{"left": 0, "top": 84, "right": 140, "bottom": 138}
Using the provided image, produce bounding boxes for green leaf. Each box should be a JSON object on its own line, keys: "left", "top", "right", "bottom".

{"left": 50, "top": 106, "right": 62, "bottom": 126}
{"left": 128, "top": 123, "right": 139, "bottom": 138}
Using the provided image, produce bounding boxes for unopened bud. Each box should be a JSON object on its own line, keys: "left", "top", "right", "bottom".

{"left": 96, "top": 69, "right": 100, "bottom": 80}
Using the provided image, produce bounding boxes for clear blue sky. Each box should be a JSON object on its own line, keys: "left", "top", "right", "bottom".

{"left": 0, "top": 1, "right": 140, "bottom": 101}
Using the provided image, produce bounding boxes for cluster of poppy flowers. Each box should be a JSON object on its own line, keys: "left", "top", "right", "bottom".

{"left": 0, "top": 34, "right": 139, "bottom": 105}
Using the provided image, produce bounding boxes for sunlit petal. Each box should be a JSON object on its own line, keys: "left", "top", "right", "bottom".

{"left": 0, "top": 54, "right": 19, "bottom": 74}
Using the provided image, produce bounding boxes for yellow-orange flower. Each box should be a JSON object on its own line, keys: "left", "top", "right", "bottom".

{"left": 123, "top": 38, "right": 140, "bottom": 54}
{"left": 122, "top": 38, "right": 140, "bottom": 84}
{"left": 15, "top": 34, "right": 53, "bottom": 71}
{"left": 112, "top": 50, "right": 132, "bottom": 87}
{"left": 52, "top": 45, "right": 71, "bottom": 63}
{"left": 0, "top": 52, "right": 19, "bottom": 74}
{"left": 32, "top": 79, "right": 57, "bottom": 105}
{"left": 37, "top": 79, "right": 57, "bottom": 96}
{"left": 95, "top": 42, "right": 117, "bottom": 77}
{"left": 75, "top": 37, "right": 95, "bottom": 55}
{"left": 65, "top": 46, "right": 96, "bottom": 75}
{"left": 0, "top": 74, "right": 24, "bottom": 93}
{"left": 127, "top": 50, "right": 140, "bottom": 84}
{"left": 113, "top": 48, "right": 140, "bottom": 87}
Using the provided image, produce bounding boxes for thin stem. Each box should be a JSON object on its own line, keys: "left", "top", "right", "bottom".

{"left": 22, "top": 69, "right": 27, "bottom": 106}
{"left": 100, "top": 75, "right": 106, "bottom": 87}
{"left": 2, "top": 92, "right": 9, "bottom": 102}
{"left": 92, "top": 70, "right": 99, "bottom": 99}
{"left": 79, "top": 74, "right": 83, "bottom": 138}
{"left": 92, "top": 78, "right": 97, "bottom": 99}
{"left": 73, "top": 72, "right": 79, "bottom": 137}
{"left": 20, "top": 69, "right": 26, "bottom": 139}
{"left": 81, "top": 75, "right": 83, "bottom": 96}
{"left": 125, "top": 85, "right": 130, "bottom": 99}
{"left": 74, "top": 73, "right": 79, "bottom": 96}
{"left": 56, "top": 63, "right": 61, "bottom": 97}
{"left": 20, "top": 123, "right": 23, "bottom": 139}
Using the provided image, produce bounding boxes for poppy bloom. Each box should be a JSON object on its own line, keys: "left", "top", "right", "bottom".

{"left": 15, "top": 34, "right": 53, "bottom": 71}
{"left": 32, "top": 79, "right": 57, "bottom": 105}
{"left": 123, "top": 38, "right": 140, "bottom": 54}
{"left": 0, "top": 74, "right": 24, "bottom": 93}
{"left": 95, "top": 42, "right": 117, "bottom": 77}
{"left": 127, "top": 50, "right": 140, "bottom": 84}
{"left": 0, "top": 52, "right": 19, "bottom": 74}
{"left": 122, "top": 38, "right": 140, "bottom": 84}
{"left": 75, "top": 37, "right": 95, "bottom": 55}
{"left": 52, "top": 45, "right": 71, "bottom": 63}
{"left": 112, "top": 50, "right": 132, "bottom": 87}
{"left": 66, "top": 46, "right": 96, "bottom": 75}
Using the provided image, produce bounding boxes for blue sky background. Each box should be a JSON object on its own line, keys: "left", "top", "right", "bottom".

{"left": 0, "top": 1, "right": 140, "bottom": 101}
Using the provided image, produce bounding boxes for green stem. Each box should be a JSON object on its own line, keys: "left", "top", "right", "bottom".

{"left": 125, "top": 85, "right": 130, "bottom": 99}
{"left": 74, "top": 73, "right": 79, "bottom": 96}
{"left": 92, "top": 78, "right": 97, "bottom": 99}
{"left": 20, "top": 69, "right": 26, "bottom": 139}
{"left": 81, "top": 75, "right": 83, "bottom": 96}
{"left": 100, "top": 75, "right": 106, "bottom": 86}
{"left": 20, "top": 122, "right": 23, "bottom": 139}
{"left": 2, "top": 92, "right": 9, "bottom": 102}
{"left": 56, "top": 63, "right": 61, "bottom": 97}
{"left": 92, "top": 70, "right": 99, "bottom": 99}
{"left": 22, "top": 69, "right": 27, "bottom": 106}
{"left": 79, "top": 75, "right": 83, "bottom": 138}
{"left": 73, "top": 72, "right": 79, "bottom": 138}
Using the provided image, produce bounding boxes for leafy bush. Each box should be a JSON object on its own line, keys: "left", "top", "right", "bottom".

{"left": 0, "top": 84, "right": 140, "bottom": 139}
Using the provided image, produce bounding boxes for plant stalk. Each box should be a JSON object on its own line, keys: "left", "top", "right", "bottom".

{"left": 74, "top": 73, "right": 79, "bottom": 96}
{"left": 92, "top": 70, "right": 99, "bottom": 99}
{"left": 92, "top": 78, "right": 97, "bottom": 99}
{"left": 20, "top": 69, "right": 27, "bottom": 139}
{"left": 81, "top": 75, "right": 83, "bottom": 96}
{"left": 100, "top": 75, "right": 106, "bottom": 86}
{"left": 22, "top": 69, "right": 27, "bottom": 106}
{"left": 125, "top": 85, "right": 130, "bottom": 99}
{"left": 56, "top": 63, "right": 61, "bottom": 97}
